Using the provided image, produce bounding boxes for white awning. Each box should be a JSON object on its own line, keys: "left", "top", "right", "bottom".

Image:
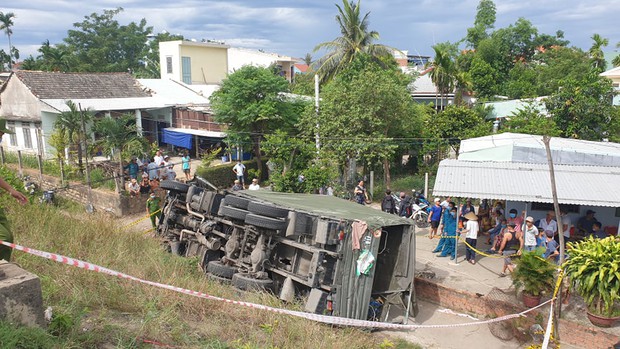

{"left": 164, "top": 127, "right": 226, "bottom": 138}
{"left": 433, "top": 159, "right": 620, "bottom": 207}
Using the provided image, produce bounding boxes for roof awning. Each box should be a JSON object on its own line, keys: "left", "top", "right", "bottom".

{"left": 433, "top": 159, "right": 620, "bottom": 207}
{"left": 161, "top": 127, "right": 226, "bottom": 149}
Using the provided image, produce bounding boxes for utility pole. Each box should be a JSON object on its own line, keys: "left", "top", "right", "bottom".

{"left": 79, "top": 104, "right": 94, "bottom": 213}
{"left": 543, "top": 135, "right": 563, "bottom": 341}
{"left": 314, "top": 74, "right": 320, "bottom": 152}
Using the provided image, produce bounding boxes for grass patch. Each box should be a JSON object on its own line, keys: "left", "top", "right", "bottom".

{"left": 4, "top": 201, "right": 418, "bottom": 348}
{"left": 370, "top": 174, "right": 436, "bottom": 201}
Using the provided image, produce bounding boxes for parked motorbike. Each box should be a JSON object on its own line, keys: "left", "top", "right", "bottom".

{"left": 40, "top": 190, "right": 55, "bottom": 205}
{"left": 392, "top": 191, "right": 430, "bottom": 228}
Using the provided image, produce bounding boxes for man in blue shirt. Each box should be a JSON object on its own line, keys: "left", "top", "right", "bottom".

{"left": 543, "top": 230, "right": 559, "bottom": 263}
{"left": 428, "top": 198, "right": 443, "bottom": 239}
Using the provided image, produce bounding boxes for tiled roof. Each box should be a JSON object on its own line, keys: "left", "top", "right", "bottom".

{"left": 15, "top": 71, "right": 150, "bottom": 99}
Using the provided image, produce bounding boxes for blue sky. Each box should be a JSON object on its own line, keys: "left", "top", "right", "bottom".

{"left": 2, "top": 0, "right": 619, "bottom": 61}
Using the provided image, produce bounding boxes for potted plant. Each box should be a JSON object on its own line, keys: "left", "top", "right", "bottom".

{"left": 511, "top": 249, "right": 556, "bottom": 307}
{"left": 564, "top": 236, "right": 620, "bottom": 327}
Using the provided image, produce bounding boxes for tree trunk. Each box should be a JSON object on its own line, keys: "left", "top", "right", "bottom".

{"left": 118, "top": 152, "right": 125, "bottom": 193}
{"left": 383, "top": 157, "right": 391, "bottom": 189}
{"left": 77, "top": 136, "right": 84, "bottom": 175}
{"left": 252, "top": 135, "right": 262, "bottom": 177}
{"left": 7, "top": 33, "right": 12, "bottom": 69}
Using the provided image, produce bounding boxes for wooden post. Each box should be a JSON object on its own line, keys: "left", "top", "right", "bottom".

{"left": 59, "top": 158, "right": 65, "bottom": 186}
{"left": 79, "top": 104, "right": 94, "bottom": 211}
{"left": 0, "top": 146, "right": 4, "bottom": 165}
{"left": 17, "top": 150, "right": 23, "bottom": 177}
{"left": 369, "top": 170, "right": 374, "bottom": 200}
{"left": 543, "top": 135, "right": 563, "bottom": 341}
{"left": 37, "top": 154, "right": 43, "bottom": 187}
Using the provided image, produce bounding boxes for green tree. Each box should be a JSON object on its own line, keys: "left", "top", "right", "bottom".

{"left": 63, "top": 8, "right": 152, "bottom": 72}
{"left": 55, "top": 100, "right": 93, "bottom": 174}
{"left": 0, "top": 12, "right": 16, "bottom": 69}
{"left": 93, "top": 114, "right": 146, "bottom": 192}
{"left": 534, "top": 46, "right": 591, "bottom": 96}
{"left": 588, "top": 33, "right": 609, "bottom": 71}
{"left": 546, "top": 73, "right": 617, "bottom": 140}
{"left": 136, "top": 31, "right": 184, "bottom": 78}
{"left": 465, "top": 0, "right": 496, "bottom": 49}
{"left": 469, "top": 55, "right": 499, "bottom": 99}
{"left": 502, "top": 103, "right": 560, "bottom": 136}
{"left": 303, "top": 56, "right": 420, "bottom": 188}
{"left": 428, "top": 42, "right": 458, "bottom": 109}
{"left": 37, "top": 40, "right": 70, "bottom": 72}
{"left": 312, "top": 0, "right": 394, "bottom": 83}
{"left": 613, "top": 42, "right": 620, "bottom": 67}
{"left": 422, "top": 105, "right": 491, "bottom": 155}
{"left": 211, "top": 65, "right": 305, "bottom": 172}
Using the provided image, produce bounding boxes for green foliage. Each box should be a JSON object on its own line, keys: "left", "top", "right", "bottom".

{"left": 545, "top": 73, "right": 617, "bottom": 140}
{"left": 511, "top": 249, "right": 556, "bottom": 297}
{"left": 200, "top": 147, "right": 223, "bottom": 168}
{"left": 422, "top": 105, "right": 491, "bottom": 154}
{"left": 588, "top": 33, "right": 609, "bottom": 72}
{"left": 291, "top": 72, "right": 315, "bottom": 96}
{"left": 195, "top": 160, "right": 267, "bottom": 189}
{"left": 88, "top": 168, "right": 116, "bottom": 190}
{"left": 269, "top": 159, "right": 337, "bottom": 193}
{"left": 0, "top": 320, "right": 63, "bottom": 348}
{"left": 469, "top": 54, "right": 499, "bottom": 99}
{"left": 564, "top": 236, "right": 620, "bottom": 316}
{"left": 465, "top": 0, "right": 496, "bottom": 48}
{"left": 502, "top": 103, "right": 561, "bottom": 136}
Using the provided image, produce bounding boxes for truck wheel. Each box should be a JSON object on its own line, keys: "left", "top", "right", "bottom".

{"left": 219, "top": 205, "right": 249, "bottom": 221}
{"left": 207, "top": 261, "right": 237, "bottom": 279}
{"left": 207, "top": 273, "right": 231, "bottom": 285}
{"left": 247, "top": 201, "right": 289, "bottom": 218}
{"left": 414, "top": 212, "right": 430, "bottom": 228}
{"left": 223, "top": 195, "right": 250, "bottom": 209}
{"left": 232, "top": 273, "right": 273, "bottom": 291}
{"left": 160, "top": 180, "right": 189, "bottom": 193}
{"left": 245, "top": 213, "right": 288, "bottom": 230}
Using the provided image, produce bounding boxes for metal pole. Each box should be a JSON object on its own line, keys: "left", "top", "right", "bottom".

{"left": 450, "top": 199, "right": 461, "bottom": 266}
{"left": 79, "top": 104, "right": 94, "bottom": 211}
{"left": 369, "top": 170, "right": 374, "bottom": 200}
{"left": 314, "top": 74, "right": 320, "bottom": 151}
{"left": 424, "top": 172, "right": 429, "bottom": 200}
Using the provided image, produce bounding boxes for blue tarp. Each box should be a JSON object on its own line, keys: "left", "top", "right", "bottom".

{"left": 162, "top": 129, "right": 192, "bottom": 149}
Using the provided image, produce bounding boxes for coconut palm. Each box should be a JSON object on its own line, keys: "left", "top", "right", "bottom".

{"left": 55, "top": 100, "right": 92, "bottom": 174}
{"left": 613, "top": 42, "right": 620, "bottom": 67}
{"left": 93, "top": 114, "right": 145, "bottom": 192}
{"left": 589, "top": 33, "right": 609, "bottom": 71}
{"left": 0, "top": 12, "right": 15, "bottom": 69}
{"left": 311, "top": 0, "right": 393, "bottom": 83}
{"left": 427, "top": 44, "right": 456, "bottom": 110}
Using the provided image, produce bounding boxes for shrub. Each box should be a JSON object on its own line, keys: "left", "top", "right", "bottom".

{"left": 195, "top": 159, "right": 268, "bottom": 189}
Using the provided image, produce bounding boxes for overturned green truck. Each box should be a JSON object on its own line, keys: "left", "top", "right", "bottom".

{"left": 156, "top": 180, "right": 417, "bottom": 323}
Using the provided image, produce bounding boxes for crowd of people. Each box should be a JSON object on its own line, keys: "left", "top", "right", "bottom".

{"left": 427, "top": 198, "right": 613, "bottom": 274}
{"left": 123, "top": 149, "right": 192, "bottom": 198}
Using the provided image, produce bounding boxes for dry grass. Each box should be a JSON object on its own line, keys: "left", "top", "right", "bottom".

{"left": 4, "top": 202, "right": 417, "bottom": 348}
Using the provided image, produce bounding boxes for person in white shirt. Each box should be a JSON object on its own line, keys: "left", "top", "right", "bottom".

{"left": 538, "top": 211, "right": 558, "bottom": 238}
{"left": 154, "top": 150, "right": 164, "bottom": 167}
{"left": 248, "top": 178, "right": 260, "bottom": 190}
{"left": 460, "top": 211, "right": 480, "bottom": 264}
{"left": 559, "top": 209, "right": 572, "bottom": 247}
{"left": 523, "top": 216, "right": 539, "bottom": 252}
{"left": 232, "top": 161, "right": 246, "bottom": 186}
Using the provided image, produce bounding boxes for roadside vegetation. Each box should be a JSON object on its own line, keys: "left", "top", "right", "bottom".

{"left": 0, "top": 170, "right": 420, "bottom": 348}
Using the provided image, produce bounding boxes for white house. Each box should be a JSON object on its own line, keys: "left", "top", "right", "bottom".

{"left": 600, "top": 66, "right": 620, "bottom": 106}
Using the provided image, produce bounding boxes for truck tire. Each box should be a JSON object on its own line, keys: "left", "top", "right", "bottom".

{"left": 232, "top": 273, "right": 273, "bottom": 291}
{"left": 219, "top": 205, "right": 249, "bottom": 221}
{"left": 223, "top": 195, "right": 250, "bottom": 209}
{"left": 160, "top": 180, "right": 189, "bottom": 193}
{"left": 207, "top": 261, "right": 237, "bottom": 279}
{"left": 247, "top": 201, "right": 289, "bottom": 219}
{"left": 245, "top": 213, "right": 288, "bottom": 230}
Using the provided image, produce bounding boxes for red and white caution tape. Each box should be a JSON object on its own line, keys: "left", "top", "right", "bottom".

{"left": 0, "top": 240, "right": 553, "bottom": 330}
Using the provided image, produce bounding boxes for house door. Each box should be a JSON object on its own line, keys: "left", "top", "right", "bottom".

{"left": 181, "top": 57, "right": 191, "bottom": 84}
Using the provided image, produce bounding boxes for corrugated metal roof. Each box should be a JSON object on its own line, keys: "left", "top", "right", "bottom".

{"left": 41, "top": 97, "right": 166, "bottom": 112}
{"left": 137, "top": 79, "right": 211, "bottom": 105}
{"left": 484, "top": 98, "right": 548, "bottom": 120}
{"left": 433, "top": 159, "right": 620, "bottom": 207}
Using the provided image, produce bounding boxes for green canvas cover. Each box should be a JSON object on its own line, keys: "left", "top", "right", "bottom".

{"left": 238, "top": 190, "right": 413, "bottom": 230}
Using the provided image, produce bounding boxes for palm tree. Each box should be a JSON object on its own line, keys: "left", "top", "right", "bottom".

{"left": 55, "top": 100, "right": 92, "bottom": 174}
{"left": 613, "top": 42, "right": 620, "bottom": 68}
{"left": 589, "top": 33, "right": 609, "bottom": 71}
{"left": 0, "top": 12, "right": 15, "bottom": 69}
{"left": 427, "top": 45, "right": 456, "bottom": 111}
{"left": 303, "top": 53, "right": 313, "bottom": 66}
{"left": 93, "top": 114, "right": 145, "bottom": 192}
{"left": 311, "top": 0, "right": 393, "bottom": 83}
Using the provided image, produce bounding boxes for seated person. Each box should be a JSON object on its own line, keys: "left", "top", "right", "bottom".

{"left": 231, "top": 179, "right": 243, "bottom": 191}
{"left": 590, "top": 222, "right": 608, "bottom": 239}
{"left": 576, "top": 210, "right": 599, "bottom": 237}
{"left": 543, "top": 230, "right": 559, "bottom": 263}
{"left": 127, "top": 178, "right": 140, "bottom": 197}
{"left": 486, "top": 214, "right": 506, "bottom": 245}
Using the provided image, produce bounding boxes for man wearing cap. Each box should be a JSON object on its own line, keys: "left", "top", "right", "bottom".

{"left": 428, "top": 198, "right": 443, "bottom": 239}
{"left": 0, "top": 119, "right": 29, "bottom": 261}
{"left": 523, "top": 216, "right": 538, "bottom": 252}
{"left": 577, "top": 210, "right": 599, "bottom": 237}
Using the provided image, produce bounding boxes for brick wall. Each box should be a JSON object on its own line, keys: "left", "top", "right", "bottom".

{"left": 415, "top": 277, "right": 620, "bottom": 349}
{"left": 18, "top": 167, "right": 149, "bottom": 217}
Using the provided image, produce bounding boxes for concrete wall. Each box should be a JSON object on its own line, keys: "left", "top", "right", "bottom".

{"left": 0, "top": 261, "right": 46, "bottom": 328}
{"left": 159, "top": 41, "right": 228, "bottom": 84}
{"left": 0, "top": 76, "right": 45, "bottom": 119}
